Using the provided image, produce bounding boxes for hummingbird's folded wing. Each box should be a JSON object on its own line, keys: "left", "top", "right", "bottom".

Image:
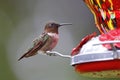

{"left": 18, "top": 32, "right": 50, "bottom": 61}
{"left": 33, "top": 32, "right": 49, "bottom": 45}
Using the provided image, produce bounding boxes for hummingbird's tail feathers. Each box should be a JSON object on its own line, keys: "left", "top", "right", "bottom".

{"left": 18, "top": 52, "right": 28, "bottom": 61}
{"left": 18, "top": 48, "right": 37, "bottom": 61}
{"left": 18, "top": 42, "right": 43, "bottom": 61}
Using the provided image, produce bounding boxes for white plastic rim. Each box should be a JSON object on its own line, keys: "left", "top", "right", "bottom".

{"left": 71, "top": 50, "right": 120, "bottom": 65}
{"left": 71, "top": 38, "right": 120, "bottom": 65}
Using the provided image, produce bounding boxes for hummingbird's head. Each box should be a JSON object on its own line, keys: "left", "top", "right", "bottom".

{"left": 44, "top": 22, "right": 72, "bottom": 34}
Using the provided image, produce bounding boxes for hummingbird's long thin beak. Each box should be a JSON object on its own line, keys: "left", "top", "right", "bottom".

{"left": 59, "top": 23, "right": 72, "bottom": 26}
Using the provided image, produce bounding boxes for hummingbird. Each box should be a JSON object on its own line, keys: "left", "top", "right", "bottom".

{"left": 18, "top": 22, "right": 72, "bottom": 61}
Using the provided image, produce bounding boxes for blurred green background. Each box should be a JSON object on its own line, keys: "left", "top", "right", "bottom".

{"left": 0, "top": 0, "right": 120, "bottom": 80}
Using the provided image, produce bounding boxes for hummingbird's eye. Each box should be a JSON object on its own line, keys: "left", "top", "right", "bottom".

{"left": 48, "top": 24, "right": 52, "bottom": 27}
{"left": 49, "top": 23, "right": 55, "bottom": 27}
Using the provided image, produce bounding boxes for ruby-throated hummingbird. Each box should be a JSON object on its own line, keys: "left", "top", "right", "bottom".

{"left": 18, "top": 22, "right": 72, "bottom": 61}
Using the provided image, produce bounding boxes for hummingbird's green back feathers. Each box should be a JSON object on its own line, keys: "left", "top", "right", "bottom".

{"left": 18, "top": 32, "right": 50, "bottom": 61}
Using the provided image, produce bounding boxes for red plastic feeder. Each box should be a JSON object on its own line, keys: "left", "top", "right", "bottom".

{"left": 71, "top": 34, "right": 120, "bottom": 78}
{"left": 70, "top": 0, "right": 120, "bottom": 78}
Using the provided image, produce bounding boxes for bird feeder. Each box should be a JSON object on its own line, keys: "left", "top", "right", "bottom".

{"left": 71, "top": 0, "right": 120, "bottom": 78}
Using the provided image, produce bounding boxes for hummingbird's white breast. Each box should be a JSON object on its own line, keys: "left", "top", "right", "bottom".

{"left": 48, "top": 32, "right": 59, "bottom": 50}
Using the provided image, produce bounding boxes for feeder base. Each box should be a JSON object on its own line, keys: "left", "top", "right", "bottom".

{"left": 78, "top": 70, "right": 120, "bottom": 78}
